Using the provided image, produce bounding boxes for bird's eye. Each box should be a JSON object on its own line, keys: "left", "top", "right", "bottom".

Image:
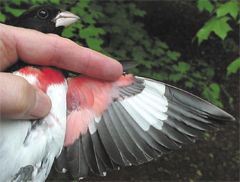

{"left": 37, "top": 9, "right": 49, "bottom": 19}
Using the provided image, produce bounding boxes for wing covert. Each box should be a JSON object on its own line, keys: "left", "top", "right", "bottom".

{"left": 55, "top": 75, "right": 235, "bottom": 179}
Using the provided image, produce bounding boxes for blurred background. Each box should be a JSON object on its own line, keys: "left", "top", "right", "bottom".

{"left": 0, "top": 0, "right": 239, "bottom": 181}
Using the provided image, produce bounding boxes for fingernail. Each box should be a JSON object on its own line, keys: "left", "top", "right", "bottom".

{"left": 29, "top": 90, "right": 51, "bottom": 118}
{"left": 105, "top": 59, "right": 123, "bottom": 81}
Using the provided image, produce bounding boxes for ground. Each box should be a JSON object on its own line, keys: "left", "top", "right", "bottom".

{"left": 47, "top": 1, "right": 239, "bottom": 181}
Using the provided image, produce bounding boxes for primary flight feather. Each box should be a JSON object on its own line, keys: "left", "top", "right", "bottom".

{"left": 1, "top": 5, "right": 235, "bottom": 181}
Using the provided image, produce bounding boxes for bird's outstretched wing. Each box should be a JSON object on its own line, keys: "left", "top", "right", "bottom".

{"left": 55, "top": 74, "right": 235, "bottom": 179}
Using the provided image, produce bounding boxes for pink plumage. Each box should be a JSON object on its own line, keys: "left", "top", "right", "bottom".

{"left": 18, "top": 67, "right": 65, "bottom": 92}
{"left": 65, "top": 75, "right": 134, "bottom": 145}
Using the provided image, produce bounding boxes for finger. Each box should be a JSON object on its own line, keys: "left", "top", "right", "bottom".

{"left": 0, "top": 73, "right": 51, "bottom": 120}
{"left": 0, "top": 26, "right": 18, "bottom": 70}
{"left": 0, "top": 24, "right": 123, "bottom": 81}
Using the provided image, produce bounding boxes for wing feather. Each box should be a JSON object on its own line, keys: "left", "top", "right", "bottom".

{"left": 55, "top": 75, "right": 235, "bottom": 179}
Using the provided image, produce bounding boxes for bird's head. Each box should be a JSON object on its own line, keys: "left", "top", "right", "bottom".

{"left": 10, "top": 5, "right": 79, "bottom": 35}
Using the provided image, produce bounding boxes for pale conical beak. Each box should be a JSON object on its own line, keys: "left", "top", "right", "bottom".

{"left": 54, "top": 11, "right": 80, "bottom": 27}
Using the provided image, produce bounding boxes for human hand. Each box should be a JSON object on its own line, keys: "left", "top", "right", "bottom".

{"left": 0, "top": 24, "right": 123, "bottom": 120}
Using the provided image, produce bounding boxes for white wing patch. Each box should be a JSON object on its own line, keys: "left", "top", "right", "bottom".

{"left": 119, "top": 80, "right": 168, "bottom": 131}
{"left": 89, "top": 117, "right": 99, "bottom": 134}
{"left": 56, "top": 75, "right": 235, "bottom": 179}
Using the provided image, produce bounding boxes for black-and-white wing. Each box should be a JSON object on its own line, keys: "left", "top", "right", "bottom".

{"left": 55, "top": 76, "right": 235, "bottom": 179}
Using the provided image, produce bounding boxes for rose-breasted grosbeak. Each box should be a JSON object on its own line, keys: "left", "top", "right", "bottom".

{"left": 1, "top": 5, "right": 235, "bottom": 181}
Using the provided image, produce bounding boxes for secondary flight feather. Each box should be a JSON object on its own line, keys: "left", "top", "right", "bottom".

{"left": 1, "top": 5, "right": 235, "bottom": 181}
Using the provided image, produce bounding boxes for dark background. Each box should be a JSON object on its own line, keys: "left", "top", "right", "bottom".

{"left": 47, "top": 1, "right": 239, "bottom": 181}
{"left": 1, "top": 0, "right": 239, "bottom": 181}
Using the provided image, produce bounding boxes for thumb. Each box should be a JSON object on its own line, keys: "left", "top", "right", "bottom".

{"left": 0, "top": 73, "right": 51, "bottom": 120}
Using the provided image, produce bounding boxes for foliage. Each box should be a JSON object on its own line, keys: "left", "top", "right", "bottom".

{"left": 0, "top": 0, "right": 189, "bottom": 86}
{"left": 203, "top": 83, "right": 223, "bottom": 108}
{"left": 227, "top": 57, "right": 240, "bottom": 76}
{"left": 196, "top": 0, "right": 239, "bottom": 44}
{"left": 197, "top": 0, "right": 214, "bottom": 13}
{"left": 0, "top": 0, "right": 237, "bottom": 108}
{"left": 197, "top": 16, "right": 232, "bottom": 42}
{"left": 196, "top": 0, "right": 239, "bottom": 107}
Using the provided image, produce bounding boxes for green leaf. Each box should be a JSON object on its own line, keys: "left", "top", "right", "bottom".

{"left": 13, "top": 0, "right": 21, "bottom": 5}
{"left": 196, "top": 27, "right": 211, "bottom": 44}
{"left": 0, "top": 12, "right": 6, "bottom": 22}
{"left": 133, "top": 9, "right": 146, "bottom": 17}
{"left": 166, "top": 51, "right": 181, "bottom": 61}
{"left": 176, "top": 62, "right": 190, "bottom": 74}
{"left": 216, "top": 1, "right": 239, "bottom": 19}
{"left": 50, "top": 0, "right": 60, "bottom": 4}
{"left": 204, "top": 67, "right": 215, "bottom": 78}
{"left": 169, "top": 73, "right": 183, "bottom": 82}
{"left": 196, "top": 17, "right": 232, "bottom": 44}
{"left": 152, "top": 72, "right": 169, "bottom": 81}
{"left": 202, "top": 83, "right": 223, "bottom": 107}
{"left": 185, "top": 81, "right": 194, "bottom": 88}
{"left": 5, "top": 6, "right": 25, "bottom": 17}
{"left": 62, "top": 26, "right": 75, "bottom": 38}
{"left": 193, "top": 72, "right": 203, "bottom": 79}
{"left": 77, "top": 0, "right": 91, "bottom": 9}
{"left": 80, "top": 27, "right": 105, "bottom": 38}
{"left": 86, "top": 38, "right": 103, "bottom": 51}
{"left": 157, "top": 41, "right": 169, "bottom": 49}
{"left": 197, "top": 0, "right": 214, "bottom": 13}
{"left": 227, "top": 57, "right": 240, "bottom": 75}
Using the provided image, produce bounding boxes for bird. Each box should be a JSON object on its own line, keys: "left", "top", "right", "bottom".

{"left": 1, "top": 5, "right": 79, "bottom": 181}
{"left": 6, "top": 5, "right": 79, "bottom": 35}
{"left": 1, "top": 5, "right": 235, "bottom": 181}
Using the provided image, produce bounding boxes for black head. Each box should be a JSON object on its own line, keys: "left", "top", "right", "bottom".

{"left": 10, "top": 5, "right": 79, "bottom": 35}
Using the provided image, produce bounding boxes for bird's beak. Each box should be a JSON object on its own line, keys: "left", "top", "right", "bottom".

{"left": 54, "top": 11, "right": 80, "bottom": 27}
